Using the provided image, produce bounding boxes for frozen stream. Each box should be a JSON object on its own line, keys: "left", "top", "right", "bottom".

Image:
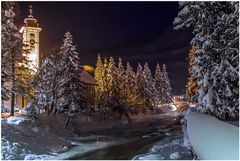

{"left": 54, "top": 127, "right": 193, "bottom": 160}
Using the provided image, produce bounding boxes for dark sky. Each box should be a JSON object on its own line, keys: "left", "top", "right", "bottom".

{"left": 17, "top": 2, "right": 193, "bottom": 95}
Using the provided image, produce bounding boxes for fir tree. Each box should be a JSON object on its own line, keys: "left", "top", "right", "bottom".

{"left": 161, "top": 64, "right": 173, "bottom": 104}
{"left": 99, "top": 57, "right": 109, "bottom": 107}
{"left": 94, "top": 54, "right": 104, "bottom": 106}
{"left": 1, "top": 2, "right": 31, "bottom": 115}
{"left": 124, "top": 62, "right": 136, "bottom": 105}
{"left": 135, "top": 63, "right": 145, "bottom": 105}
{"left": 154, "top": 63, "right": 163, "bottom": 105}
{"left": 106, "top": 57, "right": 118, "bottom": 105}
{"left": 57, "top": 32, "right": 87, "bottom": 128}
{"left": 174, "top": 2, "right": 239, "bottom": 118}
{"left": 186, "top": 46, "right": 198, "bottom": 102}
{"left": 31, "top": 58, "right": 53, "bottom": 113}
{"left": 143, "top": 62, "right": 156, "bottom": 108}
{"left": 116, "top": 57, "right": 125, "bottom": 104}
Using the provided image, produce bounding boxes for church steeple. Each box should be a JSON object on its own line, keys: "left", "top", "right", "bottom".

{"left": 20, "top": 5, "right": 42, "bottom": 71}
{"left": 28, "top": 5, "right": 34, "bottom": 18}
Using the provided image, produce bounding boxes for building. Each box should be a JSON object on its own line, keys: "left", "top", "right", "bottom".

{"left": 3, "top": 6, "right": 98, "bottom": 110}
{"left": 80, "top": 69, "right": 98, "bottom": 106}
{"left": 19, "top": 5, "right": 42, "bottom": 71}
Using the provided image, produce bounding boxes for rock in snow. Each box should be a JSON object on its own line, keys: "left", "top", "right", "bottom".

{"left": 170, "top": 152, "right": 182, "bottom": 159}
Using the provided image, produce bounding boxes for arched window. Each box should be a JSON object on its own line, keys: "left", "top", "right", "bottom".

{"left": 30, "top": 33, "right": 35, "bottom": 39}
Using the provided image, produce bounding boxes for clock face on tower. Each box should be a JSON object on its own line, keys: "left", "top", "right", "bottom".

{"left": 30, "top": 39, "right": 35, "bottom": 46}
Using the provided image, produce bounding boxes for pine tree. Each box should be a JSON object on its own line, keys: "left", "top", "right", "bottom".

{"left": 154, "top": 63, "right": 163, "bottom": 105}
{"left": 106, "top": 57, "right": 118, "bottom": 105}
{"left": 174, "top": 2, "right": 239, "bottom": 118}
{"left": 135, "top": 63, "right": 145, "bottom": 105}
{"left": 1, "top": 2, "right": 31, "bottom": 115}
{"left": 100, "top": 57, "right": 109, "bottom": 107}
{"left": 94, "top": 54, "right": 104, "bottom": 106}
{"left": 31, "top": 58, "right": 53, "bottom": 112}
{"left": 31, "top": 48, "right": 61, "bottom": 117}
{"left": 124, "top": 62, "right": 136, "bottom": 105}
{"left": 161, "top": 64, "right": 173, "bottom": 104}
{"left": 211, "top": 2, "right": 239, "bottom": 118}
{"left": 116, "top": 57, "right": 125, "bottom": 104}
{"left": 143, "top": 62, "right": 156, "bottom": 108}
{"left": 185, "top": 46, "right": 198, "bottom": 102}
{"left": 57, "top": 32, "right": 87, "bottom": 128}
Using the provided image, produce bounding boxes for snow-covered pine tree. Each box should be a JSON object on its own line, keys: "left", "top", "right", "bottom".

{"left": 174, "top": 2, "right": 239, "bottom": 118}
{"left": 154, "top": 63, "right": 163, "bottom": 105}
{"left": 212, "top": 2, "right": 239, "bottom": 118}
{"left": 143, "top": 62, "right": 157, "bottom": 108}
{"left": 185, "top": 46, "right": 198, "bottom": 102}
{"left": 31, "top": 58, "right": 53, "bottom": 113}
{"left": 161, "top": 64, "right": 173, "bottom": 104}
{"left": 116, "top": 57, "right": 125, "bottom": 104}
{"left": 135, "top": 63, "right": 145, "bottom": 106}
{"left": 56, "top": 32, "right": 87, "bottom": 128}
{"left": 124, "top": 62, "right": 136, "bottom": 105}
{"left": 94, "top": 54, "right": 104, "bottom": 106}
{"left": 1, "top": 2, "right": 32, "bottom": 115}
{"left": 99, "top": 57, "right": 109, "bottom": 107}
{"left": 106, "top": 57, "right": 118, "bottom": 105}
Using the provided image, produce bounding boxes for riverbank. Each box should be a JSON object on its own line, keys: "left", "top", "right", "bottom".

{"left": 1, "top": 110, "right": 182, "bottom": 160}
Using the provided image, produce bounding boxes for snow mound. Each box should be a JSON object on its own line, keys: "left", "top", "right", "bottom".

{"left": 185, "top": 111, "right": 239, "bottom": 160}
{"left": 133, "top": 153, "right": 165, "bottom": 160}
{"left": 24, "top": 154, "right": 55, "bottom": 160}
{"left": 6, "top": 116, "right": 28, "bottom": 125}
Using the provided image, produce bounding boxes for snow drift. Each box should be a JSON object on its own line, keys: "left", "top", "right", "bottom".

{"left": 185, "top": 111, "right": 239, "bottom": 160}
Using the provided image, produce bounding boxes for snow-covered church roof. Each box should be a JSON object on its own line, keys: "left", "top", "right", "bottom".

{"left": 80, "top": 70, "right": 98, "bottom": 86}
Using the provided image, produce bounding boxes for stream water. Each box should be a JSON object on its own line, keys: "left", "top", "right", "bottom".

{"left": 74, "top": 136, "right": 164, "bottom": 160}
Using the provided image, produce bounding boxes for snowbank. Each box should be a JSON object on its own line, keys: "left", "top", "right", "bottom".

{"left": 185, "top": 111, "right": 239, "bottom": 160}
{"left": 133, "top": 153, "right": 165, "bottom": 160}
{"left": 1, "top": 137, "right": 31, "bottom": 160}
{"left": 24, "top": 154, "right": 55, "bottom": 160}
{"left": 6, "top": 116, "right": 29, "bottom": 125}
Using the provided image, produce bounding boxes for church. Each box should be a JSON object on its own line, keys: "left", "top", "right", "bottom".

{"left": 4, "top": 6, "right": 98, "bottom": 110}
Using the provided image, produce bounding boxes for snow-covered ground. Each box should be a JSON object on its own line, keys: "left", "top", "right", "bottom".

{"left": 6, "top": 116, "right": 29, "bottom": 125}
{"left": 185, "top": 111, "right": 239, "bottom": 160}
{"left": 133, "top": 135, "right": 193, "bottom": 160}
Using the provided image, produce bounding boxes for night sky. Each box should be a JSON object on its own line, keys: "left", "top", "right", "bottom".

{"left": 17, "top": 2, "right": 193, "bottom": 95}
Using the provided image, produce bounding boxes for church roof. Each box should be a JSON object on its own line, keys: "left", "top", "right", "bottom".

{"left": 23, "top": 18, "right": 39, "bottom": 28}
{"left": 80, "top": 70, "right": 98, "bottom": 86}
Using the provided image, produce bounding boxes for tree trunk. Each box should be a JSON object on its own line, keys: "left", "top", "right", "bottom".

{"left": 22, "top": 95, "right": 24, "bottom": 108}
{"left": 64, "top": 115, "right": 70, "bottom": 129}
{"left": 10, "top": 59, "right": 15, "bottom": 116}
{"left": 10, "top": 92, "right": 15, "bottom": 116}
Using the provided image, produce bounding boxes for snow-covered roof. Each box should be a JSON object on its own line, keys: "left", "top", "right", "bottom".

{"left": 80, "top": 70, "right": 98, "bottom": 86}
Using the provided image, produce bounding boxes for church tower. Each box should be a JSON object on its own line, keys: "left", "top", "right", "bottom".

{"left": 20, "top": 5, "right": 42, "bottom": 71}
